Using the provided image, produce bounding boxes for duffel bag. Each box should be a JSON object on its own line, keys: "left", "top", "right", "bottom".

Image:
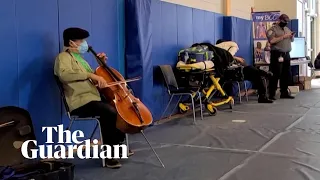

{"left": 178, "top": 45, "right": 214, "bottom": 64}
{"left": 0, "top": 161, "right": 74, "bottom": 180}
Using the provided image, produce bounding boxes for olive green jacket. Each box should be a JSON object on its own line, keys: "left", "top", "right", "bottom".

{"left": 54, "top": 48, "right": 101, "bottom": 112}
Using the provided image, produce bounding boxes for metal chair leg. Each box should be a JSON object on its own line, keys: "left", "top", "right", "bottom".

{"left": 64, "top": 119, "right": 75, "bottom": 143}
{"left": 237, "top": 82, "right": 242, "bottom": 103}
{"left": 90, "top": 122, "right": 99, "bottom": 141}
{"left": 67, "top": 119, "right": 75, "bottom": 131}
{"left": 169, "top": 95, "right": 182, "bottom": 117}
{"left": 160, "top": 95, "right": 174, "bottom": 120}
{"left": 198, "top": 92, "right": 203, "bottom": 120}
{"left": 96, "top": 121, "right": 105, "bottom": 167}
{"left": 244, "top": 81, "right": 248, "bottom": 102}
{"left": 190, "top": 94, "right": 196, "bottom": 125}
{"left": 126, "top": 134, "right": 129, "bottom": 155}
{"left": 140, "top": 130, "right": 165, "bottom": 168}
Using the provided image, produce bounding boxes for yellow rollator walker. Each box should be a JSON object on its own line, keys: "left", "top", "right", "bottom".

{"left": 176, "top": 60, "right": 234, "bottom": 116}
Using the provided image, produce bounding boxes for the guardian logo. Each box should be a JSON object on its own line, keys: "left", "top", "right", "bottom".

{"left": 21, "top": 124, "right": 128, "bottom": 159}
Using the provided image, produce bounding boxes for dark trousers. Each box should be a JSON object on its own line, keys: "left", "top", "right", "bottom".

{"left": 243, "top": 66, "right": 268, "bottom": 97}
{"left": 269, "top": 50, "right": 291, "bottom": 97}
{"left": 71, "top": 101, "right": 125, "bottom": 146}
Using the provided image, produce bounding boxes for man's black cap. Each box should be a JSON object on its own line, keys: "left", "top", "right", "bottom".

{"left": 279, "top": 14, "right": 290, "bottom": 22}
{"left": 63, "top": 27, "right": 90, "bottom": 46}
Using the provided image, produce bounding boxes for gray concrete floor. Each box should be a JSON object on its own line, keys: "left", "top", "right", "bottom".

{"left": 72, "top": 88, "right": 320, "bottom": 180}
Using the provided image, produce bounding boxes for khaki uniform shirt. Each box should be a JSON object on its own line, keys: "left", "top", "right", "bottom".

{"left": 54, "top": 47, "right": 101, "bottom": 112}
{"left": 266, "top": 24, "right": 294, "bottom": 52}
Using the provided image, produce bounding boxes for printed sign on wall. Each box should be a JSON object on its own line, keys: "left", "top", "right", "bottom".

{"left": 252, "top": 11, "right": 281, "bottom": 64}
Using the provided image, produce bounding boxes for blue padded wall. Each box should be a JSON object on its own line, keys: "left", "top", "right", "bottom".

{"left": 0, "top": 0, "right": 125, "bottom": 144}
{"left": 125, "top": 0, "right": 224, "bottom": 121}
{"left": 290, "top": 19, "right": 300, "bottom": 77}
{"left": 58, "top": 0, "right": 125, "bottom": 140}
{"left": 0, "top": 1, "right": 19, "bottom": 107}
{"left": 151, "top": 0, "right": 224, "bottom": 120}
{"left": 0, "top": 0, "right": 61, "bottom": 144}
{"left": 290, "top": 19, "right": 299, "bottom": 37}
{"left": 223, "top": 16, "right": 254, "bottom": 66}
{"left": 222, "top": 16, "right": 254, "bottom": 95}
{"left": 125, "top": 0, "right": 153, "bottom": 111}
{"left": 150, "top": 0, "right": 224, "bottom": 66}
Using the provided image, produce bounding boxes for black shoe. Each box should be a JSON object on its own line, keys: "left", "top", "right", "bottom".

{"left": 258, "top": 97, "right": 274, "bottom": 103}
{"left": 269, "top": 96, "right": 276, "bottom": 100}
{"left": 280, "top": 94, "right": 295, "bottom": 99}
{"left": 105, "top": 159, "right": 122, "bottom": 169}
{"left": 266, "top": 71, "right": 273, "bottom": 78}
{"left": 128, "top": 150, "right": 134, "bottom": 156}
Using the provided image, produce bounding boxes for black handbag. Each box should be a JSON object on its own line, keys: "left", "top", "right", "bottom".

{"left": 0, "top": 106, "right": 75, "bottom": 180}
{"left": 223, "top": 66, "right": 244, "bottom": 82}
{"left": 315, "top": 58, "right": 320, "bottom": 69}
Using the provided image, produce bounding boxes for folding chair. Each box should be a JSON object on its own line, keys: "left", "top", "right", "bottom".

{"left": 237, "top": 81, "right": 249, "bottom": 103}
{"left": 159, "top": 65, "right": 203, "bottom": 124}
{"left": 54, "top": 75, "right": 129, "bottom": 167}
{"left": 222, "top": 65, "right": 249, "bottom": 103}
{"left": 54, "top": 76, "right": 165, "bottom": 168}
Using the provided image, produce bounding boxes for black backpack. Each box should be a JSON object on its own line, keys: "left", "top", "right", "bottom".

{"left": 315, "top": 59, "right": 320, "bottom": 69}
{"left": 314, "top": 53, "right": 320, "bottom": 69}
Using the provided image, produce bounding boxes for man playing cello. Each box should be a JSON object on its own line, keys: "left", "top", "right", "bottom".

{"left": 54, "top": 27, "right": 133, "bottom": 169}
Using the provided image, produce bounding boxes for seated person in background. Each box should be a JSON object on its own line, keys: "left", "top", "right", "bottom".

{"left": 54, "top": 27, "right": 133, "bottom": 169}
{"left": 215, "top": 39, "right": 273, "bottom": 103}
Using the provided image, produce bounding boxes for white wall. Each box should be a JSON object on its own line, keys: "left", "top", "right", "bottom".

{"left": 162, "top": 0, "right": 298, "bottom": 20}
{"left": 231, "top": 0, "right": 254, "bottom": 20}
{"left": 161, "top": 0, "right": 223, "bottom": 14}
{"left": 254, "top": 0, "right": 297, "bottom": 19}
{"left": 161, "top": 0, "right": 253, "bottom": 20}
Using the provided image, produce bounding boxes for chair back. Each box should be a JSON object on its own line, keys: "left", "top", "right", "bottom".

{"left": 159, "top": 65, "right": 179, "bottom": 91}
{"left": 54, "top": 75, "right": 71, "bottom": 115}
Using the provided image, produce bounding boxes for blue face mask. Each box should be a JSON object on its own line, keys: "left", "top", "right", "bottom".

{"left": 77, "top": 40, "right": 88, "bottom": 54}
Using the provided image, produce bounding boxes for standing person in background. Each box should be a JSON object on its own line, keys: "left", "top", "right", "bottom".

{"left": 266, "top": 14, "right": 295, "bottom": 100}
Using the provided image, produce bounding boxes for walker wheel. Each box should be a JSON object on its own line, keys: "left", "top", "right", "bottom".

{"left": 179, "top": 103, "right": 189, "bottom": 114}
{"left": 206, "top": 104, "right": 217, "bottom": 116}
{"left": 179, "top": 108, "right": 188, "bottom": 114}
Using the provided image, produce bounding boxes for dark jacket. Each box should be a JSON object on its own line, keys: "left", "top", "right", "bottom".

{"left": 191, "top": 43, "right": 234, "bottom": 77}
{"left": 315, "top": 52, "right": 320, "bottom": 69}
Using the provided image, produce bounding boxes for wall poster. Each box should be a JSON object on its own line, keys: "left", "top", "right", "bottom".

{"left": 252, "top": 11, "right": 281, "bottom": 66}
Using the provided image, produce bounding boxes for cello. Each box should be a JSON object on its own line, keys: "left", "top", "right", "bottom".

{"left": 88, "top": 46, "right": 165, "bottom": 168}
{"left": 87, "top": 46, "right": 153, "bottom": 134}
